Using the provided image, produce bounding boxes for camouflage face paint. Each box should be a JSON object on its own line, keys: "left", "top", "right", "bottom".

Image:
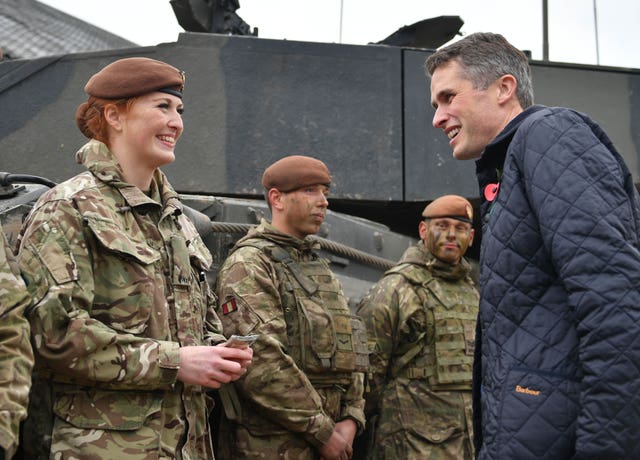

{"left": 425, "top": 218, "right": 473, "bottom": 264}
{"left": 279, "top": 185, "right": 329, "bottom": 239}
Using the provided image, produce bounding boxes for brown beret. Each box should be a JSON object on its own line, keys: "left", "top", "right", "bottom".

{"left": 262, "top": 155, "right": 332, "bottom": 192}
{"left": 76, "top": 57, "right": 185, "bottom": 138}
{"left": 422, "top": 195, "right": 473, "bottom": 223}
{"left": 84, "top": 57, "right": 185, "bottom": 99}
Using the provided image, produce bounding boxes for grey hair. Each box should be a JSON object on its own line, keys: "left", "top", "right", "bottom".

{"left": 426, "top": 32, "right": 534, "bottom": 108}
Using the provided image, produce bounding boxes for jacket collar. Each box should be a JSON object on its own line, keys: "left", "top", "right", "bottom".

{"left": 486, "top": 105, "right": 544, "bottom": 153}
{"left": 75, "top": 140, "right": 182, "bottom": 217}
{"left": 399, "top": 240, "right": 472, "bottom": 281}
{"left": 243, "top": 218, "right": 319, "bottom": 253}
{"left": 478, "top": 105, "right": 545, "bottom": 164}
{"left": 475, "top": 105, "right": 546, "bottom": 217}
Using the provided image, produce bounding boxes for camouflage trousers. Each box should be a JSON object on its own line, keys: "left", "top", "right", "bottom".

{"left": 369, "top": 385, "right": 474, "bottom": 460}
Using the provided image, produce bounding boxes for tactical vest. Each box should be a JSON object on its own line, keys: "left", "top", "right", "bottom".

{"left": 236, "top": 238, "right": 369, "bottom": 386}
{"left": 387, "top": 263, "right": 478, "bottom": 390}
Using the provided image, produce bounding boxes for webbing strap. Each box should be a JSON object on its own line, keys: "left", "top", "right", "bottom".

{"left": 269, "top": 246, "right": 318, "bottom": 296}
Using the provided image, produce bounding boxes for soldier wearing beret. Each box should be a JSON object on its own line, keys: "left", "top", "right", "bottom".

{"left": 17, "top": 57, "right": 252, "bottom": 459}
{"left": 0, "top": 224, "right": 34, "bottom": 460}
{"left": 356, "top": 195, "right": 479, "bottom": 460}
{"left": 215, "top": 155, "right": 368, "bottom": 460}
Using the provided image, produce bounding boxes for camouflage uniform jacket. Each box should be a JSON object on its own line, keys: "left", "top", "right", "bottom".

{"left": 0, "top": 226, "right": 34, "bottom": 459}
{"left": 356, "top": 241, "right": 478, "bottom": 458}
{"left": 215, "top": 220, "right": 366, "bottom": 457}
{"left": 17, "top": 140, "right": 224, "bottom": 460}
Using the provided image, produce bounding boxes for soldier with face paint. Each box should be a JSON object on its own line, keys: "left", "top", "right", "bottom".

{"left": 356, "top": 195, "right": 478, "bottom": 460}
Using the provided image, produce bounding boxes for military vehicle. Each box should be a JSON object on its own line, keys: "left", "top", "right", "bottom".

{"left": 2, "top": 2, "right": 640, "bottom": 305}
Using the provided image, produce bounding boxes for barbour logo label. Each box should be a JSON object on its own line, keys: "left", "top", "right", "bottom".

{"left": 515, "top": 384, "right": 541, "bottom": 396}
{"left": 221, "top": 298, "right": 238, "bottom": 315}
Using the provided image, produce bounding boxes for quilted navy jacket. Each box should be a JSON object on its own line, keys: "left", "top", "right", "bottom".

{"left": 473, "top": 105, "right": 640, "bottom": 459}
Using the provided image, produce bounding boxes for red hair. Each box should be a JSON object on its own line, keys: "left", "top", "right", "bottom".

{"left": 77, "top": 97, "right": 137, "bottom": 145}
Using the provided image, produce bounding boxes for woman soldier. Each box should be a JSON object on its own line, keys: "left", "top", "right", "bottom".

{"left": 17, "top": 57, "right": 252, "bottom": 459}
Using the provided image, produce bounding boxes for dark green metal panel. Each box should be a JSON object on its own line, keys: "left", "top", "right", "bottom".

{"left": 167, "top": 34, "right": 404, "bottom": 200}
{"left": 403, "top": 49, "right": 478, "bottom": 201}
{"left": 1, "top": 34, "right": 404, "bottom": 201}
{"left": 1, "top": 33, "right": 639, "bottom": 211}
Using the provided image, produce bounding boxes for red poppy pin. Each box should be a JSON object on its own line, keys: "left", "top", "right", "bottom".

{"left": 484, "top": 183, "right": 500, "bottom": 202}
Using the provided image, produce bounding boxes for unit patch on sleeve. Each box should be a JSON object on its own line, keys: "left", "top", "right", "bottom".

{"left": 221, "top": 297, "right": 239, "bottom": 315}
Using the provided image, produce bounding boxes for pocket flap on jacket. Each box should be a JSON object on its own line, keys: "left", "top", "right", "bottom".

{"left": 419, "top": 426, "right": 458, "bottom": 444}
{"left": 392, "top": 380, "right": 463, "bottom": 443}
{"left": 85, "top": 214, "right": 160, "bottom": 264}
{"left": 53, "top": 390, "right": 162, "bottom": 431}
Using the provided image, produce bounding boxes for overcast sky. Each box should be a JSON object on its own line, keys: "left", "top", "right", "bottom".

{"left": 40, "top": 0, "right": 640, "bottom": 69}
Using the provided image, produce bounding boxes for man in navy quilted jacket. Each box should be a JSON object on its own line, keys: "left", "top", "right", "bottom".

{"left": 426, "top": 32, "right": 640, "bottom": 459}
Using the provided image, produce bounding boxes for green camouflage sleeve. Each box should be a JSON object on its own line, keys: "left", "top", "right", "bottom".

{"left": 356, "top": 274, "right": 411, "bottom": 416}
{"left": 0, "top": 228, "right": 34, "bottom": 457}
{"left": 339, "top": 371, "right": 366, "bottom": 432}
{"left": 204, "top": 282, "right": 226, "bottom": 345}
{"left": 216, "top": 247, "right": 336, "bottom": 446}
{"left": 18, "top": 199, "right": 180, "bottom": 390}
{"left": 177, "top": 211, "right": 226, "bottom": 346}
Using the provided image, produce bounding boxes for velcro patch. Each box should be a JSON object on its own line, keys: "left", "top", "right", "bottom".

{"left": 221, "top": 297, "right": 238, "bottom": 315}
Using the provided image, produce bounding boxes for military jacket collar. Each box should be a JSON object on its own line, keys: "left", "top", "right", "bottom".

{"left": 75, "top": 139, "right": 183, "bottom": 219}
{"left": 397, "top": 241, "right": 472, "bottom": 281}
{"left": 240, "top": 218, "right": 320, "bottom": 255}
